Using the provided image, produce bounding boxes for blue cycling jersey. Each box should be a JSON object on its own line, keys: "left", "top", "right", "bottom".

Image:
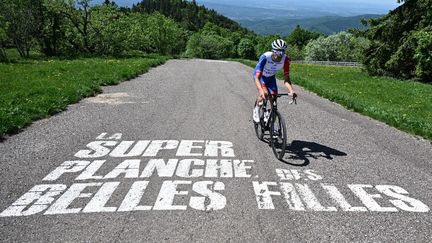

{"left": 253, "top": 52, "right": 291, "bottom": 94}
{"left": 254, "top": 52, "right": 290, "bottom": 77}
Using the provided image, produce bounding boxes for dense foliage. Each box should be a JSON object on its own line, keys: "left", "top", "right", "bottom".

{"left": 132, "top": 0, "right": 249, "bottom": 33}
{"left": 0, "top": 0, "right": 188, "bottom": 57}
{"left": 0, "top": 0, "right": 369, "bottom": 63}
{"left": 185, "top": 23, "right": 237, "bottom": 59}
{"left": 359, "top": 0, "right": 432, "bottom": 82}
{"left": 0, "top": 14, "right": 8, "bottom": 61}
{"left": 286, "top": 26, "right": 322, "bottom": 60}
{"left": 305, "top": 32, "right": 369, "bottom": 62}
{"left": 1, "top": 0, "right": 428, "bottom": 80}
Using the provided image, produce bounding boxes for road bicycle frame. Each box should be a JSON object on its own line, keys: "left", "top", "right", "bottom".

{"left": 254, "top": 93, "right": 295, "bottom": 160}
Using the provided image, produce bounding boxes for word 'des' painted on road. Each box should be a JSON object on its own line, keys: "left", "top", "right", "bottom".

{"left": 0, "top": 133, "right": 430, "bottom": 217}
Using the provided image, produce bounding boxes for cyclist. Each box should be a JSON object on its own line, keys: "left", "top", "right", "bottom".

{"left": 253, "top": 39, "right": 297, "bottom": 123}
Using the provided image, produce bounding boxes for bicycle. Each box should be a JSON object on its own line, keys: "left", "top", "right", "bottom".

{"left": 253, "top": 93, "right": 297, "bottom": 160}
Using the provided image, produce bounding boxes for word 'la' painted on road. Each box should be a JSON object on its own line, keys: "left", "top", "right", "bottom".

{"left": 0, "top": 133, "right": 429, "bottom": 217}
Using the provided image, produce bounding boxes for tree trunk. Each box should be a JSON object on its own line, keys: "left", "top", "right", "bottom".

{"left": 0, "top": 48, "right": 8, "bottom": 62}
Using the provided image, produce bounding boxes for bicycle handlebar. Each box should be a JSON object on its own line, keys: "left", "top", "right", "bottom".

{"left": 266, "top": 93, "right": 297, "bottom": 105}
{"left": 276, "top": 94, "right": 297, "bottom": 105}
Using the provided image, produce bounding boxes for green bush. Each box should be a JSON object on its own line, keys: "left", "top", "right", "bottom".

{"left": 141, "top": 12, "right": 188, "bottom": 55}
{"left": 286, "top": 25, "right": 321, "bottom": 49}
{"left": 305, "top": 32, "right": 365, "bottom": 62}
{"left": 414, "top": 30, "right": 432, "bottom": 81}
{"left": 237, "top": 38, "right": 256, "bottom": 60}
{"left": 287, "top": 45, "right": 305, "bottom": 61}
{"left": 384, "top": 33, "right": 417, "bottom": 79}
{"left": 186, "top": 32, "right": 234, "bottom": 59}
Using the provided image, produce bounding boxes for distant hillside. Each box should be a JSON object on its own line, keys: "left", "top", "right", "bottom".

{"left": 239, "top": 14, "right": 382, "bottom": 35}
{"left": 196, "top": 0, "right": 399, "bottom": 18}
{"left": 131, "top": 0, "right": 250, "bottom": 33}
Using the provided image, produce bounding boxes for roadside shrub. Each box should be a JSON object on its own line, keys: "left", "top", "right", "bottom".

{"left": 186, "top": 32, "right": 234, "bottom": 59}
{"left": 237, "top": 38, "right": 256, "bottom": 60}
{"left": 305, "top": 32, "right": 364, "bottom": 62}
{"left": 287, "top": 45, "right": 305, "bottom": 61}
{"left": 414, "top": 30, "right": 432, "bottom": 82}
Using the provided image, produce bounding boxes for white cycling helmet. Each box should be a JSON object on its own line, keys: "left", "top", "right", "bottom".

{"left": 271, "top": 39, "right": 288, "bottom": 51}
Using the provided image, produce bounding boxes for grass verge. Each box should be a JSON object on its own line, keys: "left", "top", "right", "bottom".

{"left": 0, "top": 54, "right": 169, "bottom": 138}
{"left": 234, "top": 59, "right": 432, "bottom": 142}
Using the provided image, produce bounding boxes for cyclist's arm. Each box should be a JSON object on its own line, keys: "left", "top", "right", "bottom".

{"left": 255, "top": 72, "right": 266, "bottom": 97}
{"left": 255, "top": 55, "right": 267, "bottom": 97}
{"left": 283, "top": 57, "right": 295, "bottom": 95}
{"left": 284, "top": 76, "right": 295, "bottom": 94}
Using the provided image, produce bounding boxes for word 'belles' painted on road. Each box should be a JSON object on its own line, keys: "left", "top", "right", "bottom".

{"left": 0, "top": 134, "right": 251, "bottom": 217}
{"left": 0, "top": 133, "right": 430, "bottom": 217}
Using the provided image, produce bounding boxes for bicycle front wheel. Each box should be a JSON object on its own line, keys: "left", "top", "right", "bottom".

{"left": 269, "top": 110, "right": 287, "bottom": 160}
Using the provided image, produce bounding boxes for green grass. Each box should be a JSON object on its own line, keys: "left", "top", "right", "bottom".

{"left": 0, "top": 54, "right": 169, "bottom": 138}
{"left": 234, "top": 59, "right": 432, "bottom": 142}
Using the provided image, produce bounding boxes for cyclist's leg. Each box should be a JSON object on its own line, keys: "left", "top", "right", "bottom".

{"left": 253, "top": 76, "right": 269, "bottom": 122}
{"left": 265, "top": 76, "right": 280, "bottom": 137}
{"left": 264, "top": 76, "right": 278, "bottom": 97}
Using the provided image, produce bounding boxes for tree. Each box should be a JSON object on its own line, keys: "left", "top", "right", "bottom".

{"left": 90, "top": 3, "right": 129, "bottom": 55}
{"left": 132, "top": 0, "right": 250, "bottom": 34}
{"left": 305, "top": 32, "right": 364, "bottom": 62}
{"left": 186, "top": 31, "right": 235, "bottom": 59}
{"left": 144, "top": 12, "right": 187, "bottom": 55}
{"left": 0, "top": 14, "right": 9, "bottom": 61}
{"left": 287, "top": 45, "right": 305, "bottom": 61}
{"left": 237, "top": 38, "right": 256, "bottom": 60}
{"left": 286, "top": 25, "right": 321, "bottom": 49}
{"left": 414, "top": 30, "right": 432, "bottom": 80}
{"left": 0, "top": 0, "right": 39, "bottom": 57}
{"left": 47, "top": 0, "right": 95, "bottom": 53}
{"left": 359, "top": 0, "right": 432, "bottom": 82}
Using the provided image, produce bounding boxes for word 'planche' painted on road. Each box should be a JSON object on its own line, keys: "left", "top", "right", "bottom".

{"left": 0, "top": 133, "right": 429, "bottom": 217}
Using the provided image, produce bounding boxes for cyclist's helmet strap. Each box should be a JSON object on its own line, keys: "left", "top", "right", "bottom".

{"left": 271, "top": 39, "right": 288, "bottom": 51}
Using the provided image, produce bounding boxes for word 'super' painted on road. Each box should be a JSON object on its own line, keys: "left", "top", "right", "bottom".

{"left": 0, "top": 133, "right": 429, "bottom": 217}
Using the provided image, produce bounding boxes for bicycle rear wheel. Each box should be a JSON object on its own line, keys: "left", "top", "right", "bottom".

{"left": 269, "top": 110, "right": 287, "bottom": 160}
{"left": 253, "top": 101, "right": 265, "bottom": 141}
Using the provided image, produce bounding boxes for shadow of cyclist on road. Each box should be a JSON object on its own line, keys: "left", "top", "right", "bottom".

{"left": 269, "top": 140, "right": 347, "bottom": 166}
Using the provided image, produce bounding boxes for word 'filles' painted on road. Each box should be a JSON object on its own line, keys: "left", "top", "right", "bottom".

{"left": 254, "top": 169, "right": 429, "bottom": 212}
{"left": 0, "top": 133, "right": 429, "bottom": 217}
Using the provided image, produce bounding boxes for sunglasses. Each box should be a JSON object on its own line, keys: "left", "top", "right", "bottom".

{"left": 273, "top": 49, "right": 285, "bottom": 57}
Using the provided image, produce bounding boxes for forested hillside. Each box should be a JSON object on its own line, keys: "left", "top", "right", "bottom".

{"left": 131, "top": 0, "right": 249, "bottom": 33}
{"left": 240, "top": 15, "right": 381, "bottom": 36}
{"left": 359, "top": 0, "right": 431, "bottom": 82}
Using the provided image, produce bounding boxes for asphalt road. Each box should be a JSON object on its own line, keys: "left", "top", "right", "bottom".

{"left": 1, "top": 59, "right": 431, "bottom": 242}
